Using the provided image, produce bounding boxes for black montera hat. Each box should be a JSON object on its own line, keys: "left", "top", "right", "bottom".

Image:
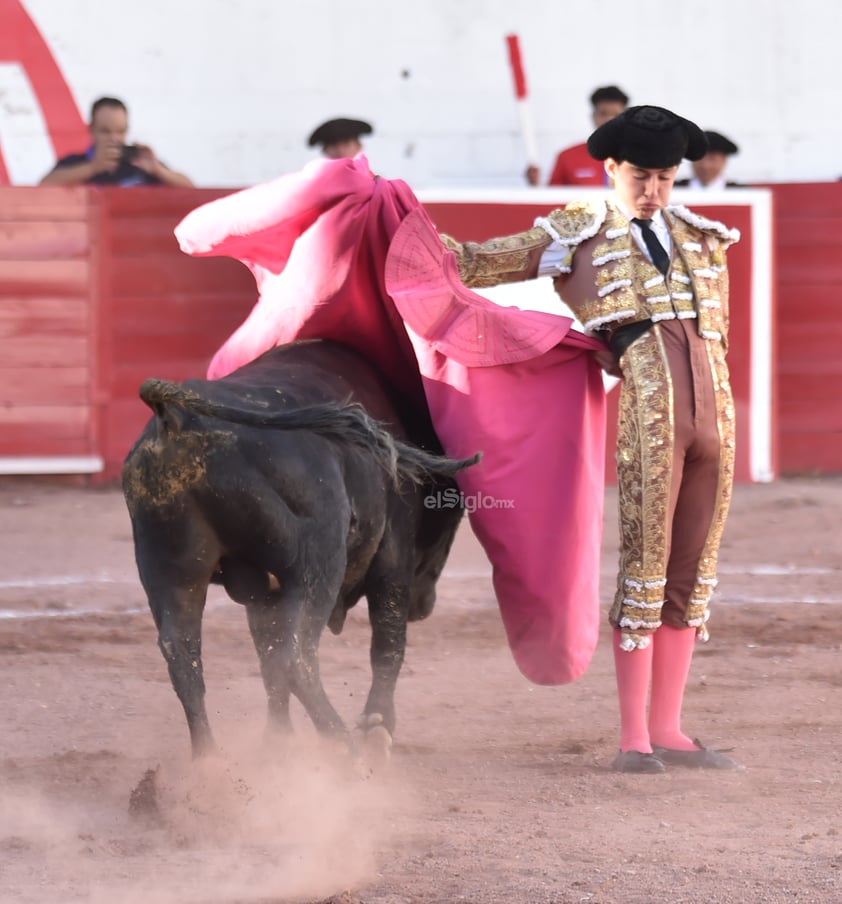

{"left": 587, "top": 105, "right": 708, "bottom": 167}
{"left": 307, "top": 117, "right": 373, "bottom": 148}
{"left": 703, "top": 130, "right": 739, "bottom": 155}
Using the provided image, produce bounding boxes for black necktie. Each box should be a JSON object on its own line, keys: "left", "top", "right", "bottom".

{"left": 632, "top": 218, "right": 670, "bottom": 275}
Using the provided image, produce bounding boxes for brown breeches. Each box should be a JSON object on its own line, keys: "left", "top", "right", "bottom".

{"left": 610, "top": 319, "right": 735, "bottom": 633}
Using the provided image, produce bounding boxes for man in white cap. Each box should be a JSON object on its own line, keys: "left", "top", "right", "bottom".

{"left": 442, "top": 105, "right": 743, "bottom": 774}
{"left": 307, "top": 117, "right": 373, "bottom": 160}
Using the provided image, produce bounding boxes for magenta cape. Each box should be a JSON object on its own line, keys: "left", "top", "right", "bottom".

{"left": 174, "top": 155, "right": 607, "bottom": 685}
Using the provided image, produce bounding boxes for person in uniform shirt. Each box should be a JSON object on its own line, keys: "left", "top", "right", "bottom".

{"left": 526, "top": 85, "right": 629, "bottom": 186}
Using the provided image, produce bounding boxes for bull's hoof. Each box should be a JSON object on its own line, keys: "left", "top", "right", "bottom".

{"left": 353, "top": 713, "right": 393, "bottom": 773}
{"left": 128, "top": 765, "right": 163, "bottom": 825}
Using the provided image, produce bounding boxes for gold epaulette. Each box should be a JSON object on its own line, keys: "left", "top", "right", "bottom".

{"left": 535, "top": 200, "right": 606, "bottom": 247}
{"left": 666, "top": 205, "right": 741, "bottom": 245}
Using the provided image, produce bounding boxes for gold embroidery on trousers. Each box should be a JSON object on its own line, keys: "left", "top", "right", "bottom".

{"left": 609, "top": 327, "right": 674, "bottom": 633}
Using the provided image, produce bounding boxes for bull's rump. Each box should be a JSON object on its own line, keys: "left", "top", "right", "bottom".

{"left": 122, "top": 342, "right": 403, "bottom": 575}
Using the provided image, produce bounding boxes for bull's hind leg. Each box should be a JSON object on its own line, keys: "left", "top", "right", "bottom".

{"left": 146, "top": 582, "right": 215, "bottom": 758}
{"left": 245, "top": 583, "right": 346, "bottom": 741}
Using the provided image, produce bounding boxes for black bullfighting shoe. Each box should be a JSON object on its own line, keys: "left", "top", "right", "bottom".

{"left": 651, "top": 739, "right": 743, "bottom": 770}
{"left": 611, "top": 750, "right": 666, "bottom": 774}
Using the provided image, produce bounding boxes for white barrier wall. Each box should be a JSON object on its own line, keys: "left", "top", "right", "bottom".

{"left": 2, "top": 0, "right": 841, "bottom": 189}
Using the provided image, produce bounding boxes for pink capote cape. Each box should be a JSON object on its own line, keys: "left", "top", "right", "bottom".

{"left": 174, "top": 154, "right": 607, "bottom": 685}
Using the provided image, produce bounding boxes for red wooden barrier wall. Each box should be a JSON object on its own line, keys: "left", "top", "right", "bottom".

{"left": 0, "top": 189, "right": 98, "bottom": 462}
{"left": 94, "top": 189, "right": 255, "bottom": 476}
{"left": 761, "top": 183, "right": 842, "bottom": 473}
{"left": 0, "top": 184, "right": 840, "bottom": 481}
{"left": 0, "top": 187, "right": 255, "bottom": 479}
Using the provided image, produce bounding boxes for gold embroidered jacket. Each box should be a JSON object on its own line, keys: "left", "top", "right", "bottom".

{"left": 443, "top": 200, "right": 740, "bottom": 347}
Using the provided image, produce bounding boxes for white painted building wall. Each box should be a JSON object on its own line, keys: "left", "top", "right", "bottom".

{"left": 7, "top": 0, "right": 841, "bottom": 188}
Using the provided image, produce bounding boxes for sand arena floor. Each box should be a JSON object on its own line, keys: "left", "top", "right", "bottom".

{"left": 1, "top": 475, "right": 841, "bottom": 904}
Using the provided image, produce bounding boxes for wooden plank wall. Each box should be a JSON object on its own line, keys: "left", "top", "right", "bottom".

{"left": 1, "top": 184, "right": 840, "bottom": 480}
{"left": 95, "top": 188, "right": 257, "bottom": 477}
{"left": 0, "top": 188, "right": 97, "bottom": 459}
{"left": 767, "top": 183, "right": 842, "bottom": 474}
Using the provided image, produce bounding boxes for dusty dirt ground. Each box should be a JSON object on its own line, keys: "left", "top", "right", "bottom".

{"left": 1, "top": 474, "right": 841, "bottom": 904}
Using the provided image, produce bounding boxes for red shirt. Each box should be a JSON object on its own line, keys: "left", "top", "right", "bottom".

{"left": 547, "top": 142, "right": 606, "bottom": 186}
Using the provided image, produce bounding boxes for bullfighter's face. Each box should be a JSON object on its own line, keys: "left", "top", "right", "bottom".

{"left": 606, "top": 159, "right": 679, "bottom": 220}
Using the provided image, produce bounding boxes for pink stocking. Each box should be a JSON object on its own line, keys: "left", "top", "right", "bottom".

{"left": 648, "top": 624, "right": 697, "bottom": 750}
{"left": 612, "top": 628, "right": 654, "bottom": 753}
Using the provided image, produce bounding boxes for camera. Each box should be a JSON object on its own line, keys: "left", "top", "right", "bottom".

{"left": 120, "top": 144, "right": 140, "bottom": 164}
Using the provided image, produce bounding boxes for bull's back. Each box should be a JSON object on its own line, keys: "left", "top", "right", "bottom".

{"left": 199, "top": 341, "right": 439, "bottom": 450}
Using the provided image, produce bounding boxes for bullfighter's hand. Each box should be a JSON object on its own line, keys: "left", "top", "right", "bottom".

{"left": 592, "top": 347, "right": 621, "bottom": 378}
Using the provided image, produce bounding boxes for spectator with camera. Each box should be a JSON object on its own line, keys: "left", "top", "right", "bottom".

{"left": 39, "top": 96, "right": 193, "bottom": 187}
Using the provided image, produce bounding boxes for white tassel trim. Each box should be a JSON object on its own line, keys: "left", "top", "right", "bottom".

{"left": 534, "top": 203, "right": 606, "bottom": 245}
{"left": 621, "top": 598, "right": 665, "bottom": 610}
{"left": 583, "top": 309, "right": 638, "bottom": 331}
{"left": 592, "top": 249, "right": 631, "bottom": 266}
{"left": 535, "top": 217, "right": 563, "bottom": 243}
{"left": 623, "top": 577, "right": 666, "bottom": 590}
{"left": 597, "top": 278, "right": 633, "bottom": 297}
{"left": 618, "top": 631, "right": 654, "bottom": 651}
{"left": 668, "top": 204, "right": 741, "bottom": 243}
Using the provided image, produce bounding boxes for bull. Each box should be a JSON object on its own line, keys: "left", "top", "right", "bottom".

{"left": 122, "top": 339, "right": 479, "bottom": 759}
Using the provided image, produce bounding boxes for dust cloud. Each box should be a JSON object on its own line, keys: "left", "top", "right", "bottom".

{"left": 0, "top": 732, "right": 414, "bottom": 904}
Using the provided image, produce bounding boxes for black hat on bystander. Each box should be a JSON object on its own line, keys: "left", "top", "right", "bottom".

{"left": 703, "top": 130, "right": 739, "bottom": 155}
{"left": 307, "top": 117, "right": 373, "bottom": 148}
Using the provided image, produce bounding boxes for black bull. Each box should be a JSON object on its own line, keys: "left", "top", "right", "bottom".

{"left": 121, "top": 340, "right": 479, "bottom": 758}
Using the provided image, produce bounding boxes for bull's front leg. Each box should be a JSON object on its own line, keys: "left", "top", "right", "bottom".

{"left": 151, "top": 589, "right": 215, "bottom": 758}
{"left": 363, "top": 578, "right": 411, "bottom": 738}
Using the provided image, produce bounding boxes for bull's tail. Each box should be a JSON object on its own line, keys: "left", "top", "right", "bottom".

{"left": 139, "top": 378, "right": 479, "bottom": 487}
